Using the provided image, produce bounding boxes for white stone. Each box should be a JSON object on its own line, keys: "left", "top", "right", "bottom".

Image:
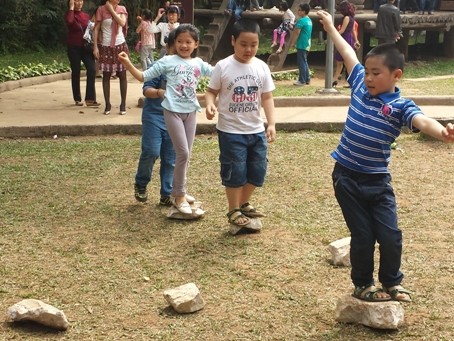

{"left": 5, "top": 299, "right": 69, "bottom": 330}
{"left": 167, "top": 201, "right": 205, "bottom": 220}
{"left": 335, "top": 295, "right": 405, "bottom": 330}
{"left": 229, "top": 218, "right": 262, "bottom": 235}
{"left": 163, "top": 283, "right": 205, "bottom": 313}
{"left": 328, "top": 237, "right": 351, "bottom": 266}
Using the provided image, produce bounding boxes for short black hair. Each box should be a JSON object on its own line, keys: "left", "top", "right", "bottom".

{"left": 232, "top": 19, "right": 261, "bottom": 40}
{"left": 299, "top": 3, "right": 310, "bottom": 13}
{"left": 164, "top": 28, "right": 177, "bottom": 47}
{"left": 365, "top": 43, "right": 405, "bottom": 72}
{"left": 167, "top": 5, "right": 180, "bottom": 16}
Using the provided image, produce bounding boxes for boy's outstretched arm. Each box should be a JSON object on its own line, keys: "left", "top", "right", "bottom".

{"left": 412, "top": 115, "right": 454, "bottom": 143}
{"left": 118, "top": 52, "right": 144, "bottom": 82}
{"left": 316, "top": 10, "right": 359, "bottom": 75}
{"left": 262, "top": 92, "right": 276, "bottom": 143}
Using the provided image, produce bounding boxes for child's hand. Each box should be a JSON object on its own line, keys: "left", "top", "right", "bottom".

{"left": 317, "top": 10, "right": 334, "bottom": 32}
{"left": 442, "top": 122, "right": 454, "bottom": 142}
{"left": 266, "top": 125, "right": 276, "bottom": 143}
{"left": 136, "top": 15, "right": 142, "bottom": 21}
{"left": 117, "top": 51, "right": 129, "bottom": 65}
{"left": 158, "top": 8, "right": 166, "bottom": 16}
{"left": 205, "top": 104, "right": 217, "bottom": 120}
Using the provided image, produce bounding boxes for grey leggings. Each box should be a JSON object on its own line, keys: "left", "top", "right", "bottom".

{"left": 163, "top": 109, "right": 197, "bottom": 197}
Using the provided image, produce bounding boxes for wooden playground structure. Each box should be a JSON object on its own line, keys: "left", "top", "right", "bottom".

{"left": 194, "top": 0, "right": 454, "bottom": 70}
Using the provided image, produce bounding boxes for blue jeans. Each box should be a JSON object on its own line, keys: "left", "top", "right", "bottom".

{"left": 227, "top": 0, "right": 244, "bottom": 21}
{"left": 135, "top": 113, "right": 175, "bottom": 197}
{"left": 419, "top": 0, "right": 434, "bottom": 12}
{"left": 332, "top": 163, "right": 404, "bottom": 288}
{"left": 296, "top": 49, "right": 310, "bottom": 84}
{"left": 217, "top": 130, "right": 267, "bottom": 188}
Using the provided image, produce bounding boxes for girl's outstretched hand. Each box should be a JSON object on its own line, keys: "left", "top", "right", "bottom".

{"left": 117, "top": 51, "right": 129, "bottom": 65}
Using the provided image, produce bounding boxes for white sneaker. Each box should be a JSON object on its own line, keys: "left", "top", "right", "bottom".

{"left": 276, "top": 47, "right": 283, "bottom": 54}
{"left": 258, "top": 6, "right": 264, "bottom": 10}
{"left": 171, "top": 197, "right": 192, "bottom": 214}
{"left": 271, "top": 6, "right": 278, "bottom": 10}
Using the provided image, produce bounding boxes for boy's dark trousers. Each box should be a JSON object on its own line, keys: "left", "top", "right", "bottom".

{"left": 332, "top": 162, "right": 404, "bottom": 288}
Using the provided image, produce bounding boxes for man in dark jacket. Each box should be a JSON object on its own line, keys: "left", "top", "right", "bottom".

{"left": 376, "top": 0, "right": 402, "bottom": 44}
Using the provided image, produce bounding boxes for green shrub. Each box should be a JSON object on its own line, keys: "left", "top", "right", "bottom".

{"left": 0, "top": 61, "right": 70, "bottom": 83}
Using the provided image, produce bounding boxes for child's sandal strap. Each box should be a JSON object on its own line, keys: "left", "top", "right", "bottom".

{"left": 227, "top": 209, "right": 250, "bottom": 226}
{"left": 240, "top": 202, "right": 266, "bottom": 218}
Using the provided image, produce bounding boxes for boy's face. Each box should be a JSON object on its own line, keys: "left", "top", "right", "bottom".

{"left": 364, "top": 56, "right": 402, "bottom": 96}
{"left": 231, "top": 32, "right": 259, "bottom": 63}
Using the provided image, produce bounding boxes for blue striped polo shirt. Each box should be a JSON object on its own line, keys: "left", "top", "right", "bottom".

{"left": 332, "top": 63, "right": 423, "bottom": 174}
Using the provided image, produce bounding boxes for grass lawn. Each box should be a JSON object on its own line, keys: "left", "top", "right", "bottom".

{"left": 1, "top": 133, "right": 454, "bottom": 339}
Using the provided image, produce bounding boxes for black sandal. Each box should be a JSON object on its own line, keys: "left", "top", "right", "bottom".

{"left": 240, "top": 202, "right": 266, "bottom": 218}
{"left": 352, "top": 285, "right": 392, "bottom": 302}
{"left": 227, "top": 208, "right": 250, "bottom": 227}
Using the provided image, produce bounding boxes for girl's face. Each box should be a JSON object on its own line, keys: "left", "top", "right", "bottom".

{"left": 74, "top": 0, "right": 83, "bottom": 11}
{"left": 167, "top": 12, "right": 178, "bottom": 24}
{"left": 175, "top": 31, "right": 198, "bottom": 59}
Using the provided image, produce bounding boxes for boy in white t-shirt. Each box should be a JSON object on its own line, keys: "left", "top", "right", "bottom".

{"left": 205, "top": 19, "right": 277, "bottom": 234}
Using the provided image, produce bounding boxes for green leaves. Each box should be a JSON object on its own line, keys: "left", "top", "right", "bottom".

{"left": 0, "top": 61, "right": 70, "bottom": 83}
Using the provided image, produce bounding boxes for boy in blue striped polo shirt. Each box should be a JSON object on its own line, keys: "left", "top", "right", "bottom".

{"left": 317, "top": 10, "right": 454, "bottom": 303}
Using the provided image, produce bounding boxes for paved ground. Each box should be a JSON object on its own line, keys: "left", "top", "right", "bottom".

{"left": 1, "top": 73, "right": 453, "bottom": 138}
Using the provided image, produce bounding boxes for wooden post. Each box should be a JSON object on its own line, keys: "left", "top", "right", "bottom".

{"left": 357, "top": 22, "right": 364, "bottom": 62}
{"left": 397, "top": 28, "right": 410, "bottom": 60}
{"left": 425, "top": 30, "right": 440, "bottom": 51}
{"left": 443, "top": 28, "right": 454, "bottom": 57}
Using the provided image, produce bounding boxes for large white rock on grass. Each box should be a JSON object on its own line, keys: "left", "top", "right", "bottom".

{"left": 335, "top": 295, "right": 405, "bottom": 330}
{"left": 6, "top": 299, "right": 69, "bottom": 330}
{"left": 163, "top": 283, "right": 205, "bottom": 313}
{"left": 328, "top": 237, "right": 351, "bottom": 266}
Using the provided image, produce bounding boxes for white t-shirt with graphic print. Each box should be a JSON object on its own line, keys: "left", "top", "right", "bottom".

{"left": 209, "top": 55, "right": 275, "bottom": 134}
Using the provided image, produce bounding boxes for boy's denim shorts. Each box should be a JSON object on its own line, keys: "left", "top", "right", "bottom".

{"left": 217, "top": 130, "right": 267, "bottom": 188}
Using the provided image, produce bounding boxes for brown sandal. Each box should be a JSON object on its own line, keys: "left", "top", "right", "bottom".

{"left": 227, "top": 209, "right": 250, "bottom": 227}
{"left": 240, "top": 202, "right": 266, "bottom": 218}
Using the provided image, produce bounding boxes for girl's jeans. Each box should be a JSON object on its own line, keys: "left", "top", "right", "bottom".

{"left": 135, "top": 113, "right": 175, "bottom": 197}
{"left": 332, "top": 162, "right": 404, "bottom": 288}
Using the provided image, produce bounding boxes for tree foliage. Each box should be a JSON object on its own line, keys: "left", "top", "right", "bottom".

{"left": 0, "top": 0, "right": 210, "bottom": 54}
{"left": 0, "top": 0, "right": 153, "bottom": 54}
